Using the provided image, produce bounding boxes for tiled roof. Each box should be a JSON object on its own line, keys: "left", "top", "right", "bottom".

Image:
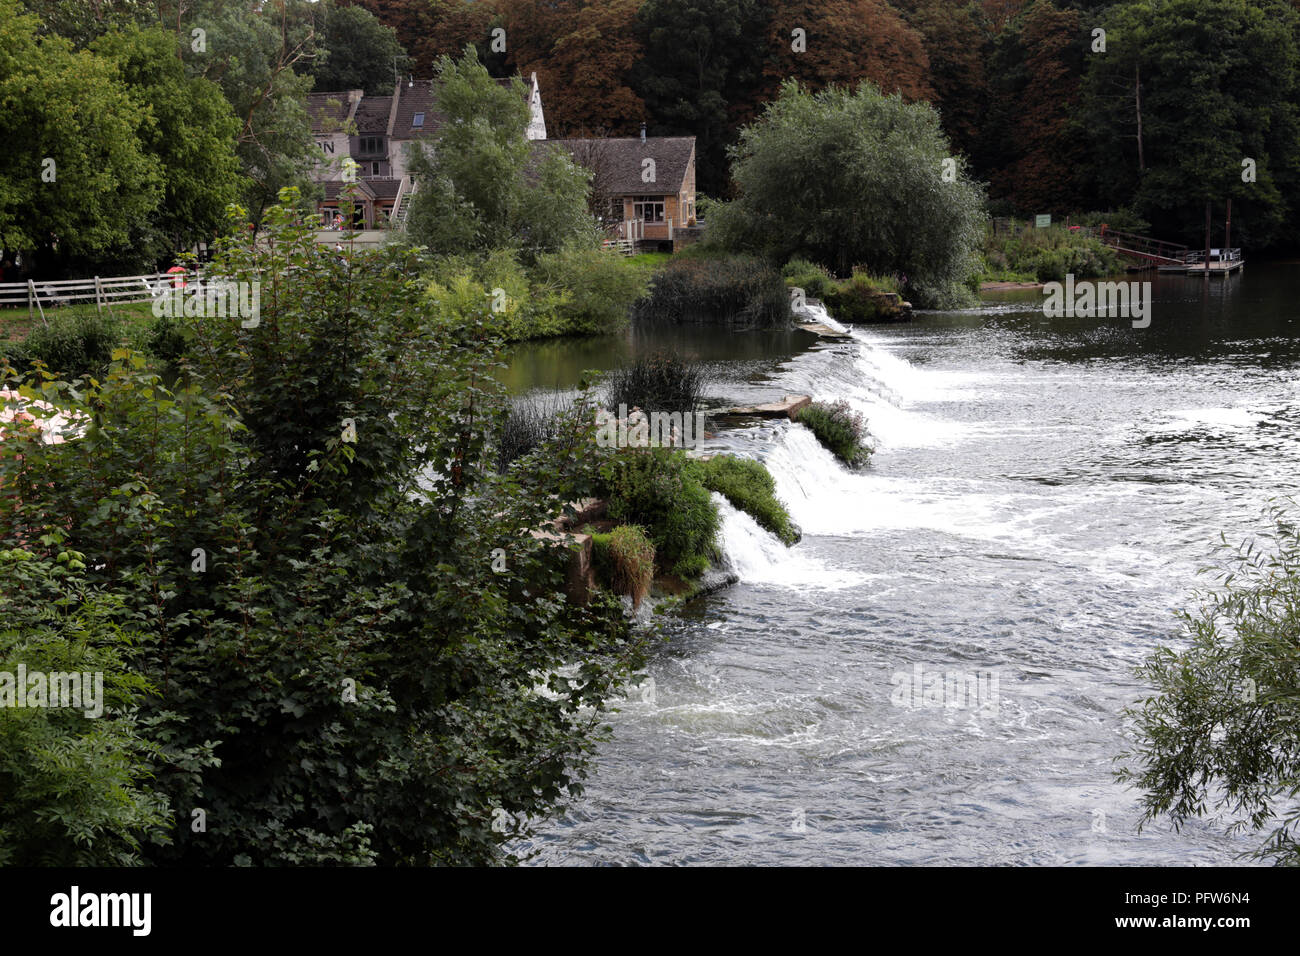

{"left": 311, "top": 75, "right": 537, "bottom": 141}
{"left": 542, "top": 137, "right": 696, "bottom": 194}
{"left": 322, "top": 180, "right": 377, "bottom": 201}
{"left": 389, "top": 80, "right": 441, "bottom": 139}
{"left": 306, "top": 92, "right": 359, "bottom": 133}
{"left": 365, "top": 177, "right": 402, "bottom": 199}
{"left": 354, "top": 96, "right": 392, "bottom": 134}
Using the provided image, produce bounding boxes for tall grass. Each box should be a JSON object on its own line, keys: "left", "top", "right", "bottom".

{"left": 605, "top": 351, "right": 709, "bottom": 415}
{"left": 495, "top": 392, "right": 572, "bottom": 472}
{"left": 634, "top": 253, "right": 789, "bottom": 329}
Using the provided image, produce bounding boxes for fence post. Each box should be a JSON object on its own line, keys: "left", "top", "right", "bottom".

{"left": 94, "top": 276, "right": 104, "bottom": 318}
{"left": 27, "top": 279, "right": 47, "bottom": 327}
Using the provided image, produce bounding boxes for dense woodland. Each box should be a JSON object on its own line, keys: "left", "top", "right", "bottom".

{"left": 4, "top": 0, "right": 1300, "bottom": 280}
{"left": 349, "top": 0, "right": 1300, "bottom": 249}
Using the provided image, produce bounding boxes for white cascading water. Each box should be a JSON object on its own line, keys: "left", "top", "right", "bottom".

{"left": 713, "top": 493, "right": 863, "bottom": 589}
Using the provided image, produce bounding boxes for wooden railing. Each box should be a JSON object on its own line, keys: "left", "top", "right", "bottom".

{"left": 1098, "top": 228, "right": 1190, "bottom": 264}
{"left": 0, "top": 271, "right": 200, "bottom": 323}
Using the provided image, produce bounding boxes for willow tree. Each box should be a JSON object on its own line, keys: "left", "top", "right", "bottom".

{"left": 711, "top": 79, "right": 986, "bottom": 308}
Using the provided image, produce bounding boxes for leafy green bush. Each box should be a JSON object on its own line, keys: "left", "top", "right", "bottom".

{"left": 0, "top": 194, "right": 643, "bottom": 866}
{"left": 822, "top": 271, "right": 908, "bottom": 321}
{"left": 981, "top": 225, "right": 1121, "bottom": 283}
{"left": 5, "top": 310, "right": 121, "bottom": 379}
{"left": 0, "top": 546, "right": 177, "bottom": 866}
{"left": 424, "top": 243, "right": 645, "bottom": 342}
{"left": 1119, "top": 505, "right": 1300, "bottom": 865}
{"left": 531, "top": 243, "right": 648, "bottom": 336}
{"left": 691, "top": 455, "right": 798, "bottom": 545}
{"left": 591, "top": 525, "right": 655, "bottom": 608}
{"left": 605, "top": 351, "right": 708, "bottom": 416}
{"left": 634, "top": 253, "right": 790, "bottom": 329}
{"left": 599, "top": 448, "right": 719, "bottom": 578}
{"left": 796, "top": 400, "right": 872, "bottom": 467}
{"left": 782, "top": 258, "right": 833, "bottom": 300}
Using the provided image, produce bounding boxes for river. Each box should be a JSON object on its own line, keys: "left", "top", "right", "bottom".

{"left": 508, "top": 264, "right": 1300, "bottom": 865}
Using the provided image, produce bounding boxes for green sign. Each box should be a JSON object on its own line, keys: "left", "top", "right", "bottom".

{"left": 1035, "top": 214, "right": 1052, "bottom": 228}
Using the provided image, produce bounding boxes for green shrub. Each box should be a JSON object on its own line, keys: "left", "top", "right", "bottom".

{"left": 0, "top": 547, "right": 177, "bottom": 866}
{"left": 822, "top": 271, "right": 907, "bottom": 321}
{"left": 5, "top": 310, "right": 121, "bottom": 379}
{"left": 981, "top": 225, "right": 1121, "bottom": 284}
{"left": 0, "top": 194, "right": 643, "bottom": 866}
{"left": 634, "top": 253, "right": 789, "bottom": 329}
{"left": 591, "top": 525, "right": 656, "bottom": 608}
{"left": 532, "top": 243, "right": 648, "bottom": 336}
{"left": 1119, "top": 506, "right": 1300, "bottom": 865}
{"left": 796, "top": 400, "right": 872, "bottom": 467}
{"left": 605, "top": 351, "right": 708, "bottom": 416}
{"left": 782, "top": 258, "right": 833, "bottom": 300}
{"left": 599, "top": 447, "right": 719, "bottom": 578}
{"left": 691, "top": 455, "right": 798, "bottom": 545}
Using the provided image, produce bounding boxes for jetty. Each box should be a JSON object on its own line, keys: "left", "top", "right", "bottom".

{"left": 1098, "top": 199, "right": 1244, "bottom": 277}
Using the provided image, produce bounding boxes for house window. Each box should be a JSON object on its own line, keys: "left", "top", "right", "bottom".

{"left": 633, "top": 196, "right": 665, "bottom": 223}
{"left": 360, "top": 136, "right": 383, "bottom": 155}
{"left": 608, "top": 198, "right": 625, "bottom": 222}
{"left": 371, "top": 162, "right": 381, "bottom": 176}
{"left": 412, "top": 112, "right": 425, "bottom": 128}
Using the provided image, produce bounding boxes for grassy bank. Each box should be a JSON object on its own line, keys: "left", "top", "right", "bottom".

{"left": 978, "top": 225, "right": 1121, "bottom": 284}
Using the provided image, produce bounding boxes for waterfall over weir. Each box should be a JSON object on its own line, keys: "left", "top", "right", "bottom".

{"left": 519, "top": 274, "right": 1300, "bottom": 865}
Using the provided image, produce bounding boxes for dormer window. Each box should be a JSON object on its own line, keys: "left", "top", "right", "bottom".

{"left": 359, "top": 136, "right": 383, "bottom": 156}
{"left": 412, "top": 112, "right": 425, "bottom": 129}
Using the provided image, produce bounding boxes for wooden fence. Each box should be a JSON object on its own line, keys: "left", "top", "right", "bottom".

{"left": 0, "top": 271, "right": 200, "bottom": 325}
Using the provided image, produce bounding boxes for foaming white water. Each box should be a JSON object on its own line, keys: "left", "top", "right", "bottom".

{"left": 794, "top": 300, "right": 850, "bottom": 334}
{"left": 1154, "top": 407, "right": 1266, "bottom": 431}
{"left": 762, "top": 427, "right": 1047, "bottom": 542}
{"left": 715, "top": 494, "right": 863, "bottom": 588}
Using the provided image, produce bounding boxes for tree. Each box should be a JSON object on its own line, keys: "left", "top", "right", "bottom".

{"left": 187, "top": 0, "right": 322, "bottom": 224}
{"left": 982, "top": 0, "right": 1090, "bottom": 215}
{"left": 895, "top": 0, "right": 990, "bottom": 161}
{"left": 406, "top": 48, "right": 596, "bottom": 262}
{"left": 0, "top": 0, "right": 161, "bottom": 276}
{"left": 1080, "top": 0, "right": 1300, "bottom": 247}
{"left": 498, "top": 0, "right": 646, "bottom": 136}
{"left": 756, "top": 0, "right": 933, "bottom": 117}
{"left": 90, "top": 26, "right": 245, "bottom": 270}
{"left": 0, "top": 195, "right": 643, "bottom": 865}
{"left": 1120, "top": 506, "right": 1300, "bottom": 865}
{"left": 632, "top": 0, "right": 769, "bottom": 196}
{"left": 344, "top": 0, "right": 495, "bottom": 75}
{"left": 712, "top": 79, "right": 986, "bottom": 306}
{"left": 18, "top": 0, "right": 148, "bottom": 46}
{"left": 305, "top": 0, "right": 407, "bottom": 95}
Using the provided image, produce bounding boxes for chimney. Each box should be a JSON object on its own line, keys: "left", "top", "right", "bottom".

{"left": 640, "top": 122, "right": 646, "bottom": 143}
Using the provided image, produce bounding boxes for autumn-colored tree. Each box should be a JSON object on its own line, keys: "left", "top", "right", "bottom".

{"left": 342, "top": 0, "right": 494, "bottom": 75}
{"left": 495, "top": 0, "right": 645, "bottom": 136}
{"left": 981, "top": 0, "right": 1030, "bottom": 32}
{"left": 756, "top": 0, "right": 932, "bottom": 125}
{"left": 982, "top": 0, "right": 1088, "bottom": 214}
{"left": 895, "top": 0, "right": 989, "bottom": 160}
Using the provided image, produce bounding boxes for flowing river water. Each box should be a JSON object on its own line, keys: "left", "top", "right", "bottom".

{"left": 507, "top": 264, "right": 1300, "bottom": 865}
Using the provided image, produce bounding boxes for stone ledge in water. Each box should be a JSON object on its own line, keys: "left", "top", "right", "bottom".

{"left": 718, "top": 394, "right": 811, "bottom": 420}
{"left": 646, "top": 565, "right": 739, "bottom": 615}
{"left": 795, "top": 322, "right": 851, "bottom": 339}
